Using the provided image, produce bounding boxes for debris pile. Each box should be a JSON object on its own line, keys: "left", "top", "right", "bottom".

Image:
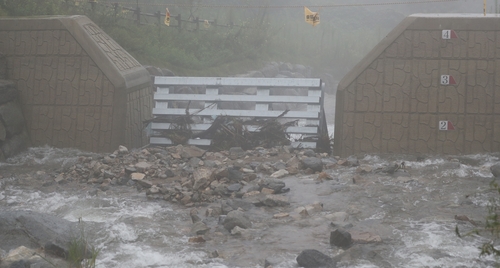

{"left": 154, "top": 111, "right": 299, "bottom": 151}
{"left": 54, "top": 145, "right": 331, "bottom": 206}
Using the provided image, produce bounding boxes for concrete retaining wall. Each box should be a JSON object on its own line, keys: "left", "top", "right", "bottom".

{"left": 334, "top": 14, "right": 500, "bottom": 156}
{"left": 0, "top": 79, "right": 30, "bottom": 161}
{"left": 0, "top": 15, "right": 152, "bottom": 153}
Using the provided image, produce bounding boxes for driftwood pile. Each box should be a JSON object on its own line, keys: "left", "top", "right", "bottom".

{"left": 153, "top": 106, "right": 299, "bottom": 151}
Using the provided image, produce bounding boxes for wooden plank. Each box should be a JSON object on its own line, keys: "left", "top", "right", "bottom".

{"left": 205, "top": 87, "right": 219, "bottom": 110}
{"left": 150, "top": 137, "right": 315, "bottom": 148}
{"left": 256, "top": 88, "right": 270, "bottom": 111}
{"left": 155, "top": 76, "right": 321, "bottom": 87}
{"left": 291, "top": 141, "right": 317, "bottom": 148}
{"left": 151, "top": 137, "right": 315, "bottom": 148}
{"left": 153, "top": 108, "right": 319, "bottom": 119}
{"left": 150, "top": 137, "right": 212, "bottom": 146}
{"left": 154, "top": 93, "right": 320, "bottom": 104}
{"left": 151, "top": 122, "right": 318, "bottom": 134}
{"left": 307, "top": 87, "right": 321, "bottom": 126}
{"left": 155, "top": 87, "right": 169, "bottom": 108}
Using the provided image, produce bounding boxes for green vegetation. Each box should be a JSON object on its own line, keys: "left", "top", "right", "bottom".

{"left": 67, "top": 218, "right": 100, "bottom": 268}
{"left": 35, "top": 217, "right": 100, "bottom": 268}
{"left": 456, "top": 180, "right": 500, "bottom": 264}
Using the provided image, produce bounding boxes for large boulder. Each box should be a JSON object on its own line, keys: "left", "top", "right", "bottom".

{"left": 296, "top": 249, "right": 336, "bottom": 268}
{"left": 491, "top": 164, "right": 500, "bottom": 178}
{"left": 300, "top": 157, "right": 323, "bottom": 172}
{"left": 330, "top": 229, "right": 352, "bottom": 249}
{"left": 0, "top": 210, "right": 84, "bottom": 259}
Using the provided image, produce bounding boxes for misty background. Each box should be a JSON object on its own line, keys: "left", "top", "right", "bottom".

{"left": 121, "top": 0, "right": 486, "bottom": 79}
{"left": 0, "top": 0, "right": 491, "bottom": 82}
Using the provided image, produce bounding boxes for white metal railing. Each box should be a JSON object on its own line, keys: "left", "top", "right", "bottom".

{"left": 150, "top": 76, "right": 328, "bottom": 149}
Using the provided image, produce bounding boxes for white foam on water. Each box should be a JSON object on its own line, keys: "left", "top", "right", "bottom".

{"left": 97, "top": 243, "right": 227, "bottom": 268}
{"left": 108, "top": 222, "right": 138, "bottom": 242}
{"left": 337, "top": 261, "right": 379, "bottom": 268}
{"left": 367, "top": 211, "right": 386, "bottom": 220}
{"left": 406, "top": 158, "right": 446, "bottom": 169}
{"left": 3, "top": 145, "right": 94, "bottom": 167}
{"left": 393, "top": 221, "right": 495, "bottom": 268}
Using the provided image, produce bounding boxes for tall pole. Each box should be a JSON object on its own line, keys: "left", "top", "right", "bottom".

{"left": 484, "top": 0, "right": 487, "bottom": 16}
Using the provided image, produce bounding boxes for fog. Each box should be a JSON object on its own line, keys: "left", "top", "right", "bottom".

{"left": 128, "top": 0, "right": 491, "bottom": 79}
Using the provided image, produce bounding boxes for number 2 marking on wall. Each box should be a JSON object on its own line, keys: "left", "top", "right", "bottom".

{"left": 439, "top": 121, "right": 448, "bottom": 130}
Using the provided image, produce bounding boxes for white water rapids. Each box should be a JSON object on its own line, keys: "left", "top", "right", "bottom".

{"left": 0, "top": 146, "right": 499, "bottom": 268}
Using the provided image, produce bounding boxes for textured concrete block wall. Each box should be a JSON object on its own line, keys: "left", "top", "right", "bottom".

{"left": 0, "top": 16, "right": 151, "bottom": 152}
{"left": 334, "top": 14, "right": 500, "bottom": 156}
{"left": 126, "top": 86, "right": 153, "bottom": 148}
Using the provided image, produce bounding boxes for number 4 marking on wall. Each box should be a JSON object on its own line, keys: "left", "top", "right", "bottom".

{"left": 442, "top": 30, "right": 458, "bottom": 39}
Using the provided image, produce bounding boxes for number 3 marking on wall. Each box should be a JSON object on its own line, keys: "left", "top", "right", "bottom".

{"left": 440, "top": 75, "right": 449, "bottom": 85}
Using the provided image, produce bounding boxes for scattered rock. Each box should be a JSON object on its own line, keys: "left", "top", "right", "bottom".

{"left": 325, "top": 212, "right": 349, "bottom": 223}
{"left": 304, "top": 202, "right": 323, "bottom": 213}
{"left": 295, "top": 207, "right": 309, "bottom": 218}
{"left": 190, "top": 208, "right": 201, "bottom": 223}
{"left": 350, "top": 231, "right": 382, "bottom": 243}
{"left": 231, "top": 225, "right": 247, "bottom": 235}
{"left": 225, "top": 199, "right": 254, "bottom": 211}
{"left": 54, "top": 174, "right": 65, "bottom": 184}
{"left": 296, "top": 249, "right": 337, "bottom": 268}
{"left": 117, "top": 145, "right": 128, "bottom": 154}
{"left": 261, "top": 188, "right": 276, "bottom": 194}
{"left": 273, "top": 212, "right": 289, "bottom": 219}
{"left": 134, "top": 162, "right": 151, "bottom": 172}
{"left": 188, "top": 236, "right": 206, "bottom": 243}
{"left": 227, "top": 183, "right": 242, "bottom": 192}
{"left": 300, "top": 157, "right": 323, "bottom": 172}
{"left": 229, "top": 147, "right": 246, "bottom": 158}
{"left": 346, "top": 156, "right": 359, "bottom": 167}
{"left": 259, "top": 178, "right": 286, "bottom": 194}
{"left": 270, "top": 169, "right": 289, "bottom": 178}
{"left": 227, "top": 167, "right": 243, "bottom": 181}
{"left": 181, "top": 146, "right": 206, "bottom": 158}
{"left": 330, "top": 229, "right": 352, "bottom": 248}
{"left": 193, "top": 168, "right": 213, "bottom": 191}
{"left": 262, "top": 194, "right": 290, "bottom": 207}
{"left": 356, "top": 165, "right": 373, "bottom": 174}
{"left": 191, "top": 221, "right": 210, "bottom": 235}
{"left": 223, "top": 210, "right": 252, "bottom": 231}
{"left": 131, "top": 172, "right": 146, "bottom": 181}
{"left": 316, "top": 172, "right": 332, "bottom": 182}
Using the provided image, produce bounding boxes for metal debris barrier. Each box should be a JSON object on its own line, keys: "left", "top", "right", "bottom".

{"left": 149, "top": 77, "right": 330, "bottom": 152}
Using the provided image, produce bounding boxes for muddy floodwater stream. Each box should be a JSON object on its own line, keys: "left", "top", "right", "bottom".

{"left": 0, "top": 146, "right": 499, "bottom": 268}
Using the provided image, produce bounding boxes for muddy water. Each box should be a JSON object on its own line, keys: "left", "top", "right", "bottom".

{"left": 0, "top": 147, "right": 499, "bottom": 268}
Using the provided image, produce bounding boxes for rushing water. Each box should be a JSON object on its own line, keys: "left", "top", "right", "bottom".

{"left": 1, "top": 146, "right": 499, "bottom": 268}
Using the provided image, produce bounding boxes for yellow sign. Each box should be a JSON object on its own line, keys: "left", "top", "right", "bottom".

{"left": 164, "top": 8, "right": 170, "bottom": 26}
{"left": 304, "top": 7, "right": 320, "bottom": 26}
